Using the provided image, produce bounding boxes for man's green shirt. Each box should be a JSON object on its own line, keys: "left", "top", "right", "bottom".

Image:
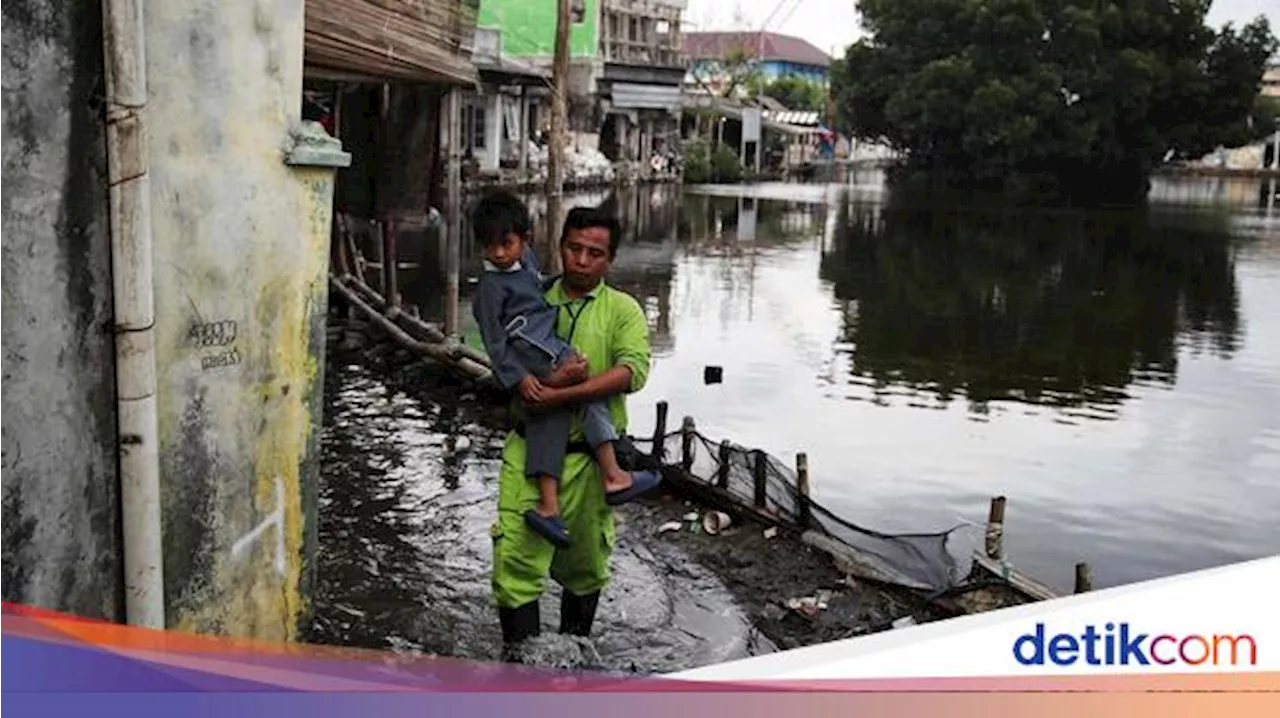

{"left": 507, "top": 278, "right": 652, "bottom": 439}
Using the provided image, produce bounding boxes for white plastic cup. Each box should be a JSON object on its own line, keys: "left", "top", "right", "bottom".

{"left": 702, "top": 511, "right": 732, "bottom": 535}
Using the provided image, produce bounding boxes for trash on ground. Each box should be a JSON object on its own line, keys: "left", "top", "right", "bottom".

{"left": 763, "top": 527, "right": 778, "bottom": 540}
{"left": 702, "top": 510, "right": 732, "bottom": 535}
{"left": 657, "top": 521, "right": 683, "bottom": 534}
{"left": 784, "top": 596, "right": 824, "bottom": 618}
{"left": 891, "top": 616, "right": 917, "bottom": 630}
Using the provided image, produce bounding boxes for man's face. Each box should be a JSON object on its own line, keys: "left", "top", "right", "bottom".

{"left": 561, "top": 226, "right": 613, "bottom": 290}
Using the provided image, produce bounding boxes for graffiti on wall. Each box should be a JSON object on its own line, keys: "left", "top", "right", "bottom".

{"left": 187, "top": 317, "right": 242, "bottom": 371}
{"left": 230, "top": 475, "right": 286, "bottom": 576}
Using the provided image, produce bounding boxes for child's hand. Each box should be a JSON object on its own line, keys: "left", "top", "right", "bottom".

{"left": 518, "top": 375, "right": 549, "bottom": 404}
{"left": 545, "top": 354, "right": 588, "bottom": 387}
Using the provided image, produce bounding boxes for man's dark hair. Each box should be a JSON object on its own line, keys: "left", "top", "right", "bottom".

{"left": 471, "top": 190, "right": 532, "bottom": 248}
{"left": 560, "top": 205, "right": 622, "bottom": 259}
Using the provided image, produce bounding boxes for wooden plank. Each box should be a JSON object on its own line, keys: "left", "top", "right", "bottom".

{"left": 971, "top": 552, "right": 1059, "bottom": 601}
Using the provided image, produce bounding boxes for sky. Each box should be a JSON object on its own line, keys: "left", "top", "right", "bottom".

{"left": 682, "top": 0, "right": 1277, "bottom": 60}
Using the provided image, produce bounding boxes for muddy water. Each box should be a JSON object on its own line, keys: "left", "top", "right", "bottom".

{"left": 314, "top": 174, "right": 1279, "bottom": 666}
{"left": 310, "top": 351, "right": 777, "bottom": 671}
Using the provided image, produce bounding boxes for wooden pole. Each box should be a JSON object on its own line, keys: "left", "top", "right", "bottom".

{"left": 652, "top": 401, "right": 668, "bottom": 462}
{"left": 716, "top": 440, "right": 731, "bottom": 488}
{"left": 795, "top": 452, "right": 811, "bottom": 527}
{"left": 518, "top": 91, "right": 530, "bottom": 181}
{"left": 444, "top": 87, "right": 462, "bottom": 337}
{"left": 1074, "top": 562, "right": 1093, "bottom": 593}
{"left": 752, "top": 449, "right": 768, "bottom": 508}
{"left": 985, "top": 496, "right": 1007, "bottom": 559}
{"left": 680, "top": 416, "right": 696, "bottom": 471}
{"left": 383, "top": 218, "right": 400, "bottom": 310}
{"left": 545, "top": 0, "right": 570, "bottom": 274}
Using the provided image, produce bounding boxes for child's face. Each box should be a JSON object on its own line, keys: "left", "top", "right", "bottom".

{"left": 484, "top": 232, "right": 526, "bottom": 270}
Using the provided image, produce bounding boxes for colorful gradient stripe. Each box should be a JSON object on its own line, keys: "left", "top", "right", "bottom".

{"left": 4, "top": 602, "right": 1277, "bottom": 716}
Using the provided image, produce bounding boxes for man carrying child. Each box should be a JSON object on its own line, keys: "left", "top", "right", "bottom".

{"left": 469, "top": 191, "right": 661, "bottom": 654}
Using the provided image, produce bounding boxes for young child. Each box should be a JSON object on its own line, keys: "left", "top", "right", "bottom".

{"left": 470, "top": 191, "right": 661, "bottom": 548}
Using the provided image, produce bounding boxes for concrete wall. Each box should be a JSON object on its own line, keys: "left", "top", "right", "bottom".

{"left": 2, "top": 0, "right": 124, "bottom": 621}
{"left": 144, "top": 0, "right": 333, "bottom": 640}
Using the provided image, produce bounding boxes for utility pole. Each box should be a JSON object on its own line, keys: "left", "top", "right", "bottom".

{"left": 545, "top": 0, "right": 571, "bottom": 274}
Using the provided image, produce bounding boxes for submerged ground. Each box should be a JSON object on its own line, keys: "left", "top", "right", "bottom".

{"left": 307, "top": 336, "right": 966, "bottom": 673}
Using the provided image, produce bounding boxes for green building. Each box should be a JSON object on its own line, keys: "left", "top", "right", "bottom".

{"left": 470, "top": 0, "right": 688, "bottom": 177}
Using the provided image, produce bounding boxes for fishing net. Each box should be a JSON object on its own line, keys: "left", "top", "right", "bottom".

{"left": 624, "top": 429, "right": 965, "bottom": 595}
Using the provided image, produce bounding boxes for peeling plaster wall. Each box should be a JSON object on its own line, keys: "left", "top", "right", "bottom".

{"left": 144, "top": 0, "right": 328, "bottom": 639}
{"left": 1, "top": 0, "right": 124, "bottom": 621}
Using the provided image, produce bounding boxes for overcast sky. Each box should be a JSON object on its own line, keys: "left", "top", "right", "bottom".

{"left": 683, "top": 0, "right": 1277, "bottom": 59}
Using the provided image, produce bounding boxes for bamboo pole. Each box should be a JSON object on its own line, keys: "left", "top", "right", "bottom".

{"left": 330, "top": 277, "right": 490, "bottom": 380}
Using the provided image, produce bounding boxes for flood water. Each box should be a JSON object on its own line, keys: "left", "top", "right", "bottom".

{"left": 315, "top": 171, "right": 1279, "bottom": 661}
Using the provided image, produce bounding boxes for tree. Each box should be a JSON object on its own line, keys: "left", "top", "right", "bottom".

{"left": 759, "top": 75, "right": 826, "bottom": 112}
{"left": 690, "top": 44, "right": 761, "bottom": 99}
{"left": 833, "top": 0, "right": 1278, "bottom": 204}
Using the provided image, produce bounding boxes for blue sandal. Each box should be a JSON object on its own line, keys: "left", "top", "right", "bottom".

{"left": 605, "top": 470, "right": 663, "bottom": 506}
{"left": 524, "top": 510, "right": 571, "bottom": 548}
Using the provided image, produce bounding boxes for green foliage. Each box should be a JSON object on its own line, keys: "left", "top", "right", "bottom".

{"left": 759, "top": 75, "right": 827, "bottom": 112}
{"left": 683, "top": 141, "right": 712, "bottom": 183}
{"left": 833, "top": 0, "right": 1279, "bottom": 203}
{"left": 682, "top": 140, "right": 745, "bottom": 183}
{"left": 710, "top": 145, "right": 745, "bottom": 182}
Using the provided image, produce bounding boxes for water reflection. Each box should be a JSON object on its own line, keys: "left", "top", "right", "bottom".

{"left": 386, "top": 179, "right": 1279, "bottom": 592}
{"left": 818, "top": 198, "right": 1243, "bottom": 418}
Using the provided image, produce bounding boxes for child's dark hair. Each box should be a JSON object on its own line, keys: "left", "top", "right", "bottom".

{"left": 560, "top": 206, "right": 622, "bottom": 259}
{"left": 471, "top": 190, "right": 532, "bottom": 248}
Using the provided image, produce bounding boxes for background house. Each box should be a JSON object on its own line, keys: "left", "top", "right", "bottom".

{"left": 477, "top": 0, "right": 688, "bottom": 178}
{"left": 683, "top": 31, "right": 832, "bottom": 91}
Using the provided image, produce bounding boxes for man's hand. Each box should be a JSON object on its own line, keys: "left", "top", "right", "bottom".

{"left": 543, "top": 353, "right": 589, "bottom": 387}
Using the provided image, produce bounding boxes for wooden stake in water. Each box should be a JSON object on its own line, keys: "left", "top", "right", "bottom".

{"left": 680, "top": 416, "right": 696, "bottom": 471}
{"left": 796, "top": 452, "right": 811, "bottom": 528}
{"left": 752, "top": 450, "right": 768, "bottom": 508}
{"left": 716, "top": 440, "right": 731, "bottom": 488}
{"left": 652, "top": 401, "right": 669, "bottom": 463}
{"left": 985, "top": 496, "right": 1007, "bottom": 559}
{"left": 1074, "top": 562, "right": 1093, "bottom": 593}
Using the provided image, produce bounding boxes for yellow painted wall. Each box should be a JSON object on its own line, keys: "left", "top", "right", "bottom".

{"left": 144, "top": 0, "right": 336, "bottom": 640}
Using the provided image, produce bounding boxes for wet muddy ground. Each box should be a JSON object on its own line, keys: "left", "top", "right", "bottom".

{"left": 307, "top": 322, "right": 990, "bottom": 673}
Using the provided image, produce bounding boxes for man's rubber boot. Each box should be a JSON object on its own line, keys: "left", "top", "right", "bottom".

{"left": 498, "top": 600, "right": 541, "bottom": 662}
{"left": 559, "top": 590, "right": 601, "bottom": 637}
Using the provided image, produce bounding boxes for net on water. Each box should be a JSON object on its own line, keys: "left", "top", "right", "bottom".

{"left": 624, "top": 428, "right": 965, "bottom": 595}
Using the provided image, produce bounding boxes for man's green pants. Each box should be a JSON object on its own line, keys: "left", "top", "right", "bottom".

{"left": 490, "top": 432, "right": 616, "bottom": 609}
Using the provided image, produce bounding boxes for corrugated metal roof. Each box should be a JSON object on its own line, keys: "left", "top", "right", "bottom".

{"left": 764, "top": 110, "right": 820, "bottom": 126}
{"left": 682, "top": 32, "right": 831, "bottom": 68}
{"left": 611, "top": 83, "right": 682, "bottom": 111}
